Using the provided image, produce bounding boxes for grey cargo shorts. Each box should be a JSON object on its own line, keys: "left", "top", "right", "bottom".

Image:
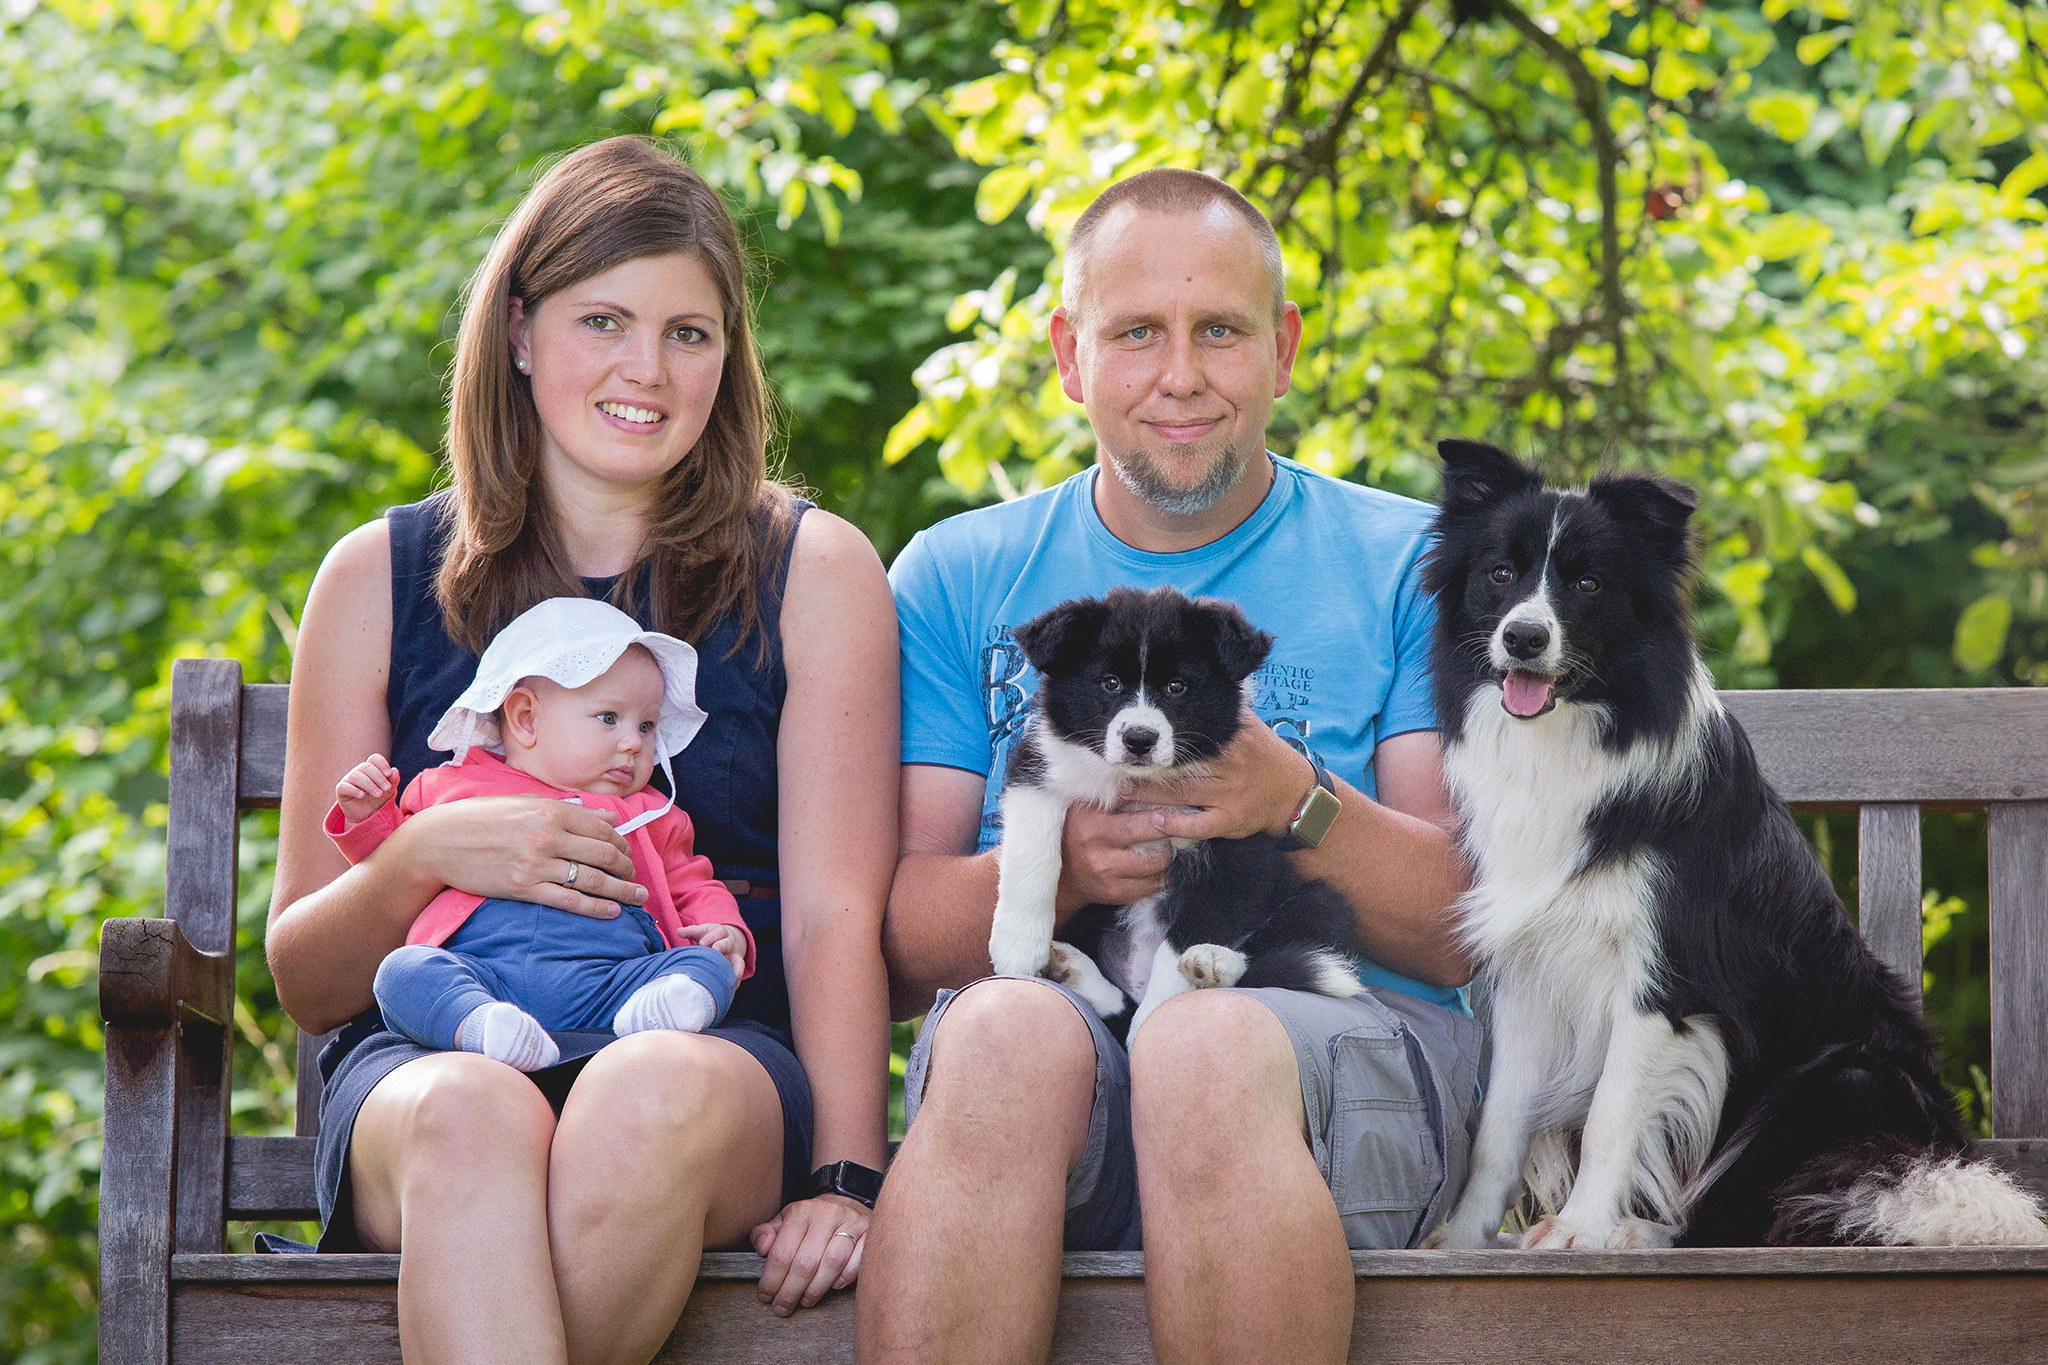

{"left": 903, "top": 975, "right": 1484, "bottom": 1251}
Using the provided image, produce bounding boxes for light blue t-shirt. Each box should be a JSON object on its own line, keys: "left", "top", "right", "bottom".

{"left": 889, "top": 454, "right": 1459, "bottom": 1010}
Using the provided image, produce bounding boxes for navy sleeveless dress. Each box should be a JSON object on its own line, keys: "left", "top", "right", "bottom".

{"left": 309, "top": 491, "right": 815, "bottom": 1251}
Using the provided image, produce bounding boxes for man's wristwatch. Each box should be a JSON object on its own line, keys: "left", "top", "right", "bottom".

{"left": 809, "top": 1160, "right": 885, "bottom": 1209}
{"left": 1280, "top": 752, "right": 1341, "bottom": 850}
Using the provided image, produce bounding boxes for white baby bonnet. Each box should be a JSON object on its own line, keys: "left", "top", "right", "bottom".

{"left": 427, "top": 597, "right": 708, "bottom": 835}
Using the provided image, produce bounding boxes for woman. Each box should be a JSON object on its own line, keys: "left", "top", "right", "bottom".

{"left": 266, "top": 137, "right": 896, "bottom": 1363}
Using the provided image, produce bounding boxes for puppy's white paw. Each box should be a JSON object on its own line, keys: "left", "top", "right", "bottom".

{"left": 1606, "top": 1218, "right": 1678, "bottom": 1250}
{"left": 1046, "top": 941, "right": 1129, "bottom": 1018}
{"left": 1421, "top": 1210, "right": 1496, "bottom": 1250}
{"left": 1178, "top": 943, "right": 1248, "bottom": 990}
{"left": 988, "top": 909, "right": 1051, "bottom": 978}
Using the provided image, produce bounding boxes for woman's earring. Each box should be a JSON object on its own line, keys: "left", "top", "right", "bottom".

{"left": 515, "top": 356, "right": 530, "bottom": 374}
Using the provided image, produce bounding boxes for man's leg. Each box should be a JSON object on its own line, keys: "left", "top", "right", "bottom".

{"left": 1131, "top": 989, "right": 1353, "bottom": 1365}
{"left": 856, "top": 978, "right": 1102, "bottom": 1364}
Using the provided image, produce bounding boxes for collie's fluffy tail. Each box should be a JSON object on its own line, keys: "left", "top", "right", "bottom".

{"left": 1769, "top": 1143, "right": 2048, "bottom": 1247}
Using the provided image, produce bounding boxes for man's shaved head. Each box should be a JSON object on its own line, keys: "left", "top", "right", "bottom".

{"left": 1060, "top": 168, "right": 1286, "bottom": 323}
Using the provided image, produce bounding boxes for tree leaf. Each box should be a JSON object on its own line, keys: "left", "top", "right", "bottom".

{"left": 1953, "top": 594, "right": 2013, "bottom": 673}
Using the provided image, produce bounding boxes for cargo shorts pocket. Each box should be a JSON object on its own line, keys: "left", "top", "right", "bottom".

{"left": 1325, "top": 1026, "right": 1441, "bottom": 1247}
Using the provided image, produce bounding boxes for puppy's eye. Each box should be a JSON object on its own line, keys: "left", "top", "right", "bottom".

{"left": 1576, "top": 575, "right": 1600, "bottom": 593}
{"left": 1165, "top": 679, "right": 1186, "bottom": 696}
{"left": 1101, "top": 675, "right": 1123, "bottom": 694}
{"left": 1489, "top": 564, "right": 1513, "bottom": 585}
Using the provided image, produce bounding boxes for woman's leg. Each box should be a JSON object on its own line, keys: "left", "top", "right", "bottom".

{"left": 546, "top": 1029, "right": 786, "bottom": 1365}
{"left": 348, "top": 1051, "right": 568, "bottom": 1365}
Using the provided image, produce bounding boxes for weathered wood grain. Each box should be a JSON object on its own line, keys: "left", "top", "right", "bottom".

{"left": 294, "top": 1029, "right": 327, "bottom": 1138}
{"left": 224, "top": 1138, "right": 319, "bottom": 1223}
{"left": 237, "top": 683, "right": 288, "bottom": 808}
{"left": 1989, "top": 802, "right": 2048, "bottom": 1139}
{"left": 166, "top": 1255, "right": 2048, "bottom": 1364}
{"left": 1858, "top": 802, "right": 1924, "bottom": 1003}
{"left": 99, "top": 919, "right": 233, "bottom": 1030}
{"left": 102, "top": 1026, "right": 179, "bottom": 1365}
{"left": 1725, "top": 688, "right": 2048, "bottom": 806}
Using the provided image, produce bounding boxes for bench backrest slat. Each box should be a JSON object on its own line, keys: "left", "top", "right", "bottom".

{"left": 1988, "top": 803, "right": 2048, "bottom": 1140}
{"left": 1724, "top": 689, "right": 2048, "bottom": 805}
{"left": 1857, "top": 803, "right": 1924, "bottom": 1006}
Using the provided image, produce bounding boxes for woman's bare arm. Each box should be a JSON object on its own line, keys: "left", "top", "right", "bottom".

{"left": 775, "top": 509, "right": 895, "bottom": 1172}
{"left": 266, "top": 520, "right": 644, "bottom": 1034}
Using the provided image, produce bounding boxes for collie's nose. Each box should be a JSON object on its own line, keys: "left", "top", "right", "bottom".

{"left": 1502, "top": 620, "right": 1551, "bottom": 660}
{"left": 1121, "top": 726, "right": 1159, "bottom": 757}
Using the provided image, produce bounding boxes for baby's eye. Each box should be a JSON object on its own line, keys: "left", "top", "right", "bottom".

{"left": 598, "top": 711, "right": 618, "bottom": 725}
{"left": 639, "top": 720, "right": 656, "bottom": 734}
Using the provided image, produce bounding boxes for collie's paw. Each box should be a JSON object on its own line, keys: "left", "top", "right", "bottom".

{"left": 1420, "top": 1211, "right": 1494, "bottom": 1250}
{"left": 1607, "top": 1218, "right": 1678, "bottom": 1249}
{"left": 1046, "top": 942, "right": 1129, "bottom": 1018}
{"left": 987, "top": 914, "right": 1051, "bottom": 979}
{"left": 1521, "top": 1216, "right": 1627, "bottom": 1250}
{"left": 1178, "top": 943, "right": 1248, "bottom": 990}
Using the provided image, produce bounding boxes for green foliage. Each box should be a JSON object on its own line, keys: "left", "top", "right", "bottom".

{"left": 5, "top": 1, "right": 2047, "bottom": 1356}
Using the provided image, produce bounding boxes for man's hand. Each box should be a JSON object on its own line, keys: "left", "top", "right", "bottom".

{"left": 1133, "top": 709, "right": 1317, "bottom": 843}
{"left": 1054, "top": 803, "right": 1176, "bottom": 914}
{"left": 677, "top": 921, "right": 749, "bottom": 978}
{"left": 334, "top": 754, "right": 400, "bottom": 826}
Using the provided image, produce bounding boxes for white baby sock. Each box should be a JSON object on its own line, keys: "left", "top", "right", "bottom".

{"left": 613, "top": 975, "right": 719, "bottom": 1036}
{"left": 455, "top": 1001, "right": 560, "bottom": 1071}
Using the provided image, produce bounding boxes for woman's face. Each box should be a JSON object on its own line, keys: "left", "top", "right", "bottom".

{"left": 509, "top": 252, "right": 727, "bottom": 498}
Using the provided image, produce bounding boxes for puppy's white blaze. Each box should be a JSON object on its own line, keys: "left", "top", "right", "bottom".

{"left": 1034, "top": 727, "right": 1125, "bottom": 808}
{"left": 1106, "top": 695, "right": 1174, "bottom": 768}
{"left": 1804, "top": 1157, "right": 2048, "bottom": 1246}
{"left": 1303, "top": 948, "right": 1366, "bottom": 999}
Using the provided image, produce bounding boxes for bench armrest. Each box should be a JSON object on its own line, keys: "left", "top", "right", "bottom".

{"left": 100, "top": 917, "right": 234, "bottom": 1030}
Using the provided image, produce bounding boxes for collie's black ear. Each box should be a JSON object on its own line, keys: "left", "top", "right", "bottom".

{"left": 1588, "top": 471, "right": 1698, "bottom": 562}
{"left": 1200, "top": 601, "right": 1275, "bottom": 681}
{"left": 1436, "top": 439, "right": 1542, "bottom": 516}
{"left": 1014, "top": 597, "right": 1111, "bottom": 675}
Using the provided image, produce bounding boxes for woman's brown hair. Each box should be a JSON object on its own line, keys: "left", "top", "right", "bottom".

{"left": 438, "top": 136, "right": 793, "bottom": 656}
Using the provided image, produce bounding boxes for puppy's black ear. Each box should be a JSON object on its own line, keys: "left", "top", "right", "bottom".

{"left": 1436, "top": 439, "right": 1542, "bottom": 517}
{"left": 1014, "top": 598, "right": 1111, "bottom": 675}
{"left": 1201, "top": 601, "right": 1275, "bottom": 681}
{"left": 1588, "top": 471, "right": 1698, "bottom": 565}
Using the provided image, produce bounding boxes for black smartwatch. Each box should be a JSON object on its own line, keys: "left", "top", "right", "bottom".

{"left": 809, "top": 1160, "right": 885, "bottom": 1209}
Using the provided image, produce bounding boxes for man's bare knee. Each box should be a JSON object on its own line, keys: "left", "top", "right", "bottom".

{"left": 916, "top": 978, "right": 1096, "bottom": 1157}
{"left": 1130, "top": 990, "right": 1299, "bottom": 1131}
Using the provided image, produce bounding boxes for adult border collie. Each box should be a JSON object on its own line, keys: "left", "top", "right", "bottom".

{"left": 1420, "top": 439, "right": 2047, "bottom": 1250}
{"left": 985, "top": 587, "right": 1366, "bottom": 1036}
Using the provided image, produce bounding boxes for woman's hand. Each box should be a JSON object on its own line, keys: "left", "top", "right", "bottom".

{"left": 401, "top": 794, "right": 646, "bottom": 919}
{"left": 748, "top": 1193, "right": 869, "bottom": 1316}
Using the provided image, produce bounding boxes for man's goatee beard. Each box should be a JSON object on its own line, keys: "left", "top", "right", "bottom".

{"left": 1107, "top": 440, "right": 1252, "bottom": 516}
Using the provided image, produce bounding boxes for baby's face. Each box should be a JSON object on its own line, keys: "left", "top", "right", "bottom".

{"left": 516, "top": 646, "right": 666, "bottom": 795}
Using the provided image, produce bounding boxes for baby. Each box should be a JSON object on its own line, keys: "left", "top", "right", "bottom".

{"left": 328, "top": 597, "right": 753, "bottom": 1071}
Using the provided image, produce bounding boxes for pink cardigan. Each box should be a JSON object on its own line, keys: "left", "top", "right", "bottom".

{"left": 324, "top": 749, "right": 755, "bottom": 979}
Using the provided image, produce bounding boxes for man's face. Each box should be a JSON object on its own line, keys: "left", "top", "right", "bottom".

{"left": 1051, "top": 203, "right": 1301, "bottom": 516}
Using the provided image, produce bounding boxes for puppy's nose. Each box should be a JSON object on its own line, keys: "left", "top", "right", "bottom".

{"left": 1121, "top": 726, "right": 1159, "bottom": 757}
{"left": 1502, "top": 620, "right": 1551, "bottom": 661}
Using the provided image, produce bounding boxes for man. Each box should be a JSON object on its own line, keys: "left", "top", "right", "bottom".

{"left": 858, "top": 169, "right": 1479, "bottom": 1364}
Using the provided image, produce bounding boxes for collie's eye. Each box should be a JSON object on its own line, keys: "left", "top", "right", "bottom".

{"left": 1576, "top": 575, "right": 1600, "bottom": 593}
{"left": 1101, "top": 675, "right": 1123, "bottom": 694}
{"left": 1165, "top": 679, "right": 1186, "bottom": 696}
{"left": 1489, "top": 564, "right": 1513, "bottom": 584}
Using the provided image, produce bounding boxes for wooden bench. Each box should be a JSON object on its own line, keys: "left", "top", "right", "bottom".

{"left": 100, "top": 658, "right": 2048, "bottom": 1363}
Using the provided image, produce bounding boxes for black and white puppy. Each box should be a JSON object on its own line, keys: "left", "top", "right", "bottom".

{"left": 987, "top": 587, "right": 1367, "bottom": 1036}
{"left": 1421, "top": 438, "right": 2047, "bottom": 1249}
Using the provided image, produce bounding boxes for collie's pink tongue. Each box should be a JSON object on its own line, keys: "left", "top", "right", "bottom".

{"left": 1502, "top": 670, "right": 1555, "bottom": 717}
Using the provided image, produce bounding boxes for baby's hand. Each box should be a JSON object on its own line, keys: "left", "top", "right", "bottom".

{"left": 335, "top": 754, "right": 400, "bottom": 825}
{"left": 678, "top": 922, "right": 748, "bottom": 978}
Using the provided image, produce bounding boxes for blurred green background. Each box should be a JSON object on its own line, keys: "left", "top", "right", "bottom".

{"left": 5, "top": 0, "right": 2046, "bottom": 1357}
